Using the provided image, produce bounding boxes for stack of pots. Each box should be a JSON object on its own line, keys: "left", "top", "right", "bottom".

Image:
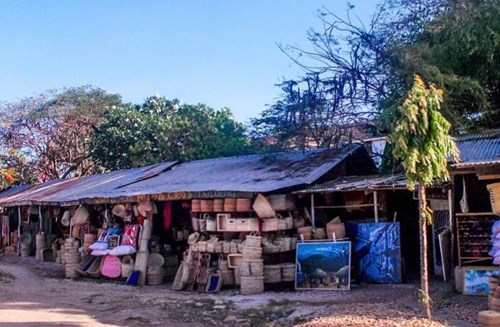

{"left": 217, "top": 254, "right": 234, "bottom": 286}
{"left": 64, "top": 238, "right": 81, "bottom": 278}
{"left": 35, "top": 232, "right": 47, "bottom": 261}
{"left": 240, "top": 233, "right": 264, "bottom": 295}
{"left": 83, "top": 233, "right": 97, "bottom": 255}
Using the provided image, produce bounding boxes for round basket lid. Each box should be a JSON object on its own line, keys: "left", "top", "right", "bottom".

{"left": 20, "top": 233, "right": 31, "bottom": 244}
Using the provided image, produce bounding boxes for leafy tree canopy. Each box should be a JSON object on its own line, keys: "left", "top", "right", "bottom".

{"left": 91, "top": 96, "right": 252, "bottom": 170}
{"left": 0, "top": 86, "right": 122, "bottom": 184}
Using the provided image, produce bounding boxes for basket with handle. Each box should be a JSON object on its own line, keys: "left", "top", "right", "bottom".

{"left": 487, "top": 183, "right": 500, "bottom": 215}
{"left": 245, "top": 231, "right": 262, "bottom": 247}
{"left": 240, "top": 276, "right": 264, "bottom": 295}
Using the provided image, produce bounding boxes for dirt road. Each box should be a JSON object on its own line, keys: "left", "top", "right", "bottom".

{"left": 0, "top": 256, "right": 485, "bottom": 326}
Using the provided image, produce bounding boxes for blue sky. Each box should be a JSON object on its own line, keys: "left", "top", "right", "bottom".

{"left": 0, "top": 1, "right": 375, "bottom": 123}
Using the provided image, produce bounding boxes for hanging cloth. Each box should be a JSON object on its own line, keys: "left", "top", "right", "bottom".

{"left": 164, "top": 202, "right": 172, "bottom": 231}
{"left": 460, "top": 176, "right": 469, "bottom": 213}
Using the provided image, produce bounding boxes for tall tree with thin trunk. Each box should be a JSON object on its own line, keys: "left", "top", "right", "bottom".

{"left": 390, "top": 75, "right": 459, "bottom": 319}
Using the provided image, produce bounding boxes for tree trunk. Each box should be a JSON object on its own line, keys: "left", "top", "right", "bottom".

{"left": 418, "top": 184, "right": 432, "bottom": 319}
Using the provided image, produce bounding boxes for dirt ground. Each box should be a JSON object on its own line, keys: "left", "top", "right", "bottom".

{"left": 0, "top": 255, "right": 486, "bottom": 327}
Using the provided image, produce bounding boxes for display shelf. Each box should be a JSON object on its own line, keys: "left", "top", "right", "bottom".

{"left": 456, "top": 212, "right": 497, "bottom": 266}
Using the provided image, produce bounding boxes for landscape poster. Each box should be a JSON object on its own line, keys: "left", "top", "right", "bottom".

{"left": 295, "top": 241, "right": 351, "bottom": 290}
{"left": 355, "top": 222, "right": 402, "bottom": 283}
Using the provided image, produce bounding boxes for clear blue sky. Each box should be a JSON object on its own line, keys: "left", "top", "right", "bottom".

{"left": 0, "top": 1, "right": 375, "bottom": 123}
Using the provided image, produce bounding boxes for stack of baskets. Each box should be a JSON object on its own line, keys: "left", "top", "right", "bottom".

{"left": 217, "top": 254, "right": 235, "bottom": 286}
{"left": 35, "top": 232, "right": 47, "bottom": 261}
{"left": 19, "top": 233, "right": 31, "bottom": 257}
{"left": 240, "top": 233, "right": 264, "bottom": 295}
{"left": 64, "top": 238, "right": 81, "bottom": 278}
{"left": 146, "top": 253, "right": 165, "bottom": 285}
{"left": 83, "top": 233, "right": 97, "bottom": 255}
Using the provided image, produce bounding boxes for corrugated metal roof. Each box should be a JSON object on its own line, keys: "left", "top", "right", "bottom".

{"left": 294, "top": 174, "right": 408, "bottom": 193}
{"left": 97, "top": 144, "right": 367, "bottom": 198}
{"left": 0, "top": 161, "right": 177, "bottom": 207}
{"left": 453, "top": 131, "right": 500, "bottom": 167}
{"left": 0, "top": 184, "right": 33, "bottom": 201}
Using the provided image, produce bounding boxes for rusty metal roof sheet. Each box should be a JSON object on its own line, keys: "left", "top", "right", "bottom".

{"left": 93, "top": 144, "right": 368, "bottom": 199}
{"left": 453, "top": 131, "right": 500, "bottom": 167}
{"left": 0, "top": 185, "right": 33, "bottom": 201}
{"left": 293, "top": 174, "right": 408, "bottom": 193}
{"left": 0, "top": 161, "right": 177, "bottom": 207}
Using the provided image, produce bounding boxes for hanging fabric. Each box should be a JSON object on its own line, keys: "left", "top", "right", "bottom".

{"left": 164, "top": 202, "right": 172, "bottom": 231}
{"left": 460, "top": 176, "right": 469, "bottom": 213}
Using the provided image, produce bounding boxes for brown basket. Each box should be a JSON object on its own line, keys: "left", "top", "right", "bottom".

{"left": 242, "top": 246, "right": 262, "bottom": 259}
{"left": 280, "top": 263, "right": 295, "bottom": 282}
{"left": 245, "top": 232, "right": 262, "bottom": 247}
{"left": 65, "top": 263, "right": 79, "bottom": 278}
{"left": 264, "top": 265, "right": 282, "bottom": 283}
{"left": 65, "top": 253, "right": 81, "bottom": 264}
{"left": 278, "top": 237, "right": 291, "bottom": 252}
{"left": 213, "top": 199, "right": 224, "bottom": 212}
{"left": 200, "top": 200, "right": 214, "bottom": 212}
{"left": 240, "top": 259, "right": 264, "bottom": 276}
{"left": 121, "top": 255, "right": 135, "bottom": 278}
{"left": 218, "top": 254, "right": 229, "bottom": 270}
{"left": 252, "top": 194, "right": 275, "bottom": 218}
{"left": 218, "top": 269, "right": 235, "bottom": 286}
{"left": 223, "top": 241, "right": 231, "bottom": 254}
{"left": 224, "top": 198, "right": 237, "bottom": 212}
{"left": 191, "top": 199, "right": 201, "bottom": 212}
{"left": 312, "top": 228, "right": 326, "bottom": 240}
{"left": 478, "top": 310, "right": 500, "bottom": 326}
{"left": 297, "top": 226, "right": 312, "bottom": 240}
{"left": 236, "top": 198, "right": 252, "bottom": 212}
{"left": 147, "top": 267, "right": 165, "bottom": 285}
{"left": 240, "top": 276, "right": 264, "bottom": 295}
{"left": 326, "top": 223, "right": 346, "bottom": 239}
{"left": 487, "top": 183, "right": 500, "bottom": 215}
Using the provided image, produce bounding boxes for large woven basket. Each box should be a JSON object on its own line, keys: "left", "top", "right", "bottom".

{"left": 240, "top": 276, "right": 264, "bottom": 295}
{"left": 280, "top": 263, "right": 295, "bottom": 282}
{"left": 65, "top": 263, "right": 79, "bottom": 278}
{"left": 478, "top": 310, "right": 500, "bottom": 327}
{"left": 147, "top": 268, "right": 165, "bottom": 285}
{"left": 121, "top": 255, "right": 135, "bottom": 278}
{"left": 224, "top": 198, "right": 237, "bottom": 212}
{"left": 263, "top": 265, "right": 282, "bottom": 283}
{"left": 240, "top": 259, "right": 264, "bottom": 276}
{"left": 200, "top": 200, "right": 214, "bottom": 212}
{"left": 236, "top": 198, "right": 252, "bottom": 212}
{"left": 487, "top": 183, "right": 500, "bottom": 215}
{"left": 213, "top": 199, "right": 224, "bottom": 212}
{"left": 242, "top": 246, "right": 262, "bottom": 259}
{"left": 218, "top": 269, "right": 235, "bottom": 286}
{"left": 245, "top": 233, "right": 262, "bottom": 247}
{"left": 191, "top": 199, "right": 201, "bottom": 212}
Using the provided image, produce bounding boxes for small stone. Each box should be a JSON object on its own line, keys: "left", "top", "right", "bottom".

{"left": 214, "top": 299, "right": 224, "bottom": 305}
{"left": 214, "top": 305, "right": 227, "bottom": 310}
{"left": 223, "top": 315, "right": 238, "bottom": 322}
{"left": 194, "top": 302, "right": 204, "bottom": 307}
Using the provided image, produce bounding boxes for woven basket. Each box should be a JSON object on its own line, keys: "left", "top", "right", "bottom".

{"left": 147, "top": 268, "right": 165, "bottom": 285}
{"left": 218, "top": 269, "right": 235, "bottom": 286}
{"left": 65, "top": 263, "right": 79, "bottom": 278}
{"left": 297, "top": 226, "right": 312, "bottom": 240}
{"left": 240, "top": 259, "right": 264, "bottom": 276}
{"left": 200, "top": 200, "right": 214, "bottom": 212}
{"left": 223, "top": 241, "right": 231, "bottom": 254}
{"left": 240, "top": 276, "right": 264, "bottom": 295}
{"left": 278, "top": 237, "right": 291, "bottom": 252}
{"left": 478, "top": 310, "right": 500, "bottom": 327}
{"left": 285, "top": 217, "right": 293, "bottom": 229}
{"left": 487, "top": 183, "right": 500, "bottom": 215}
{"left": 326, "top": 223, "right": 346, "bottom": 239}
{"left": 245, "top": 233, "right": 262, "bottom": 247}
{"left": 230, "top": 241, "right": 239, "bottom": 254}
{"left": 191, "top": 199, "right": 201, "bottom": 212}
{"left": 121, "top": 255, "right": 135, "bottom": 278}
{"left": 242, "top": 246, "right": 262, "bottom": 259}
{"left": 293, "top": 217, "right": 305, "bottom": 228}
{"left": 264, "top": 265, "right": 282, "bottom": 283}
{"left": 197, "top": 241, "right": 207, "bottom": 253}
{"left": 65, "top": 253, "right": 81, "bottom": 265}
{"left": 20, "top": 248, "right": 31, "bottom": 257}
{"left": 218, "top": 255, "right": 229, "bottom": 270}
{"left": 148, "top": 253, "right": 165, "bottom": 269}
{"left": 213, "top": 199, "right": 224, "bottom": 212}
{"left": 206, "top": 220, "right": 217, "bottom": 232}
{"left": 236, "top": 198, "right": 252, "bottom": 212}
{"left": 280, "top": 263, "right": 295, "bottom": 281}
{"left": 234, "top": 266, "right": 241, "bottom": 286}
{"left": 191, "top": 217, "right": 200, "bottom": 232}
{"left": 224, "top": 198, "right": 237, "bottom": 212}
{"left": 312, "top": 228, "right": 326, "bottom": 240}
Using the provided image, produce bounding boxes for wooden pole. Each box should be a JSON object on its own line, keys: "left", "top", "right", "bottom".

{"left": 419, "top": 184, "right": 431, "bottom": 319}
{"left": 373, "top": 191, "right": 379, "bottom": 223}
{"left": 310, "top": 194, "right": 316, "bottom": 228}
{"left": 17, "top": 207, "right": 21, "bottom": 256}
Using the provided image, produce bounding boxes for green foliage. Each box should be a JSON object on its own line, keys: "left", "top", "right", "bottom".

{"left": 390, "top": 75, "right": 459, "bottom": 190}
{"left": 0, "top": 86, "right": 122, "bottom": 182}
{"left": 91, "top": 96, "right": 252, "bottom": 170}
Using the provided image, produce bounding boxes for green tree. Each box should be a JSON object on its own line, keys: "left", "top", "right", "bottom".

{"left": 0, "top": 86, "right": 122, "bottom": 183}
{"left": 390, "top": 75, "right": 459, "bottom": 319}
{"left": 91, "top": 96, "right": 252, "bottom": 170}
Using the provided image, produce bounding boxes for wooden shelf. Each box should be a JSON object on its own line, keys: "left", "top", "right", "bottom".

{"left": 456, "top": 212, "right": 495, "bottom": 216}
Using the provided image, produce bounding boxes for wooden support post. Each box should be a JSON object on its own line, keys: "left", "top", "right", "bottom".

{"left": 311, "top": 194, "right": 316, "bottom": 228}
{"left": 17, "top": 206, "right": 21, "bottom": 256}
{"left": 374, "top": 191, "right": 379, "bottom": 223}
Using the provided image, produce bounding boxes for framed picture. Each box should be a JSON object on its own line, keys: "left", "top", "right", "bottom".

{"left": 295, "top": 241, "right": 351, "bottom": 290}
{"left": 355, "top": 222, "right": 402, "bottom": 283}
